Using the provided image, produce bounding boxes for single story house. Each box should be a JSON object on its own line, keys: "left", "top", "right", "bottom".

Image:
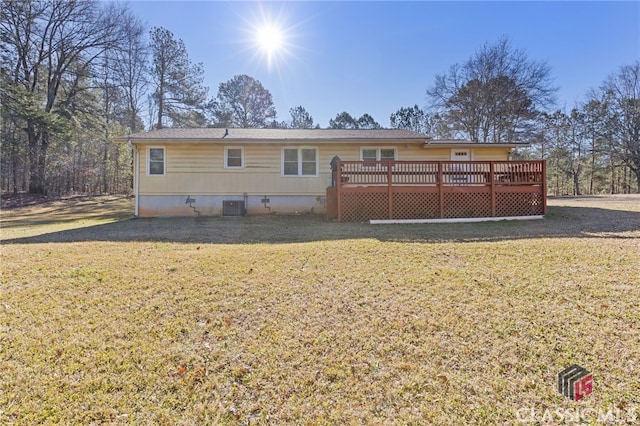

{"left": 115, "top": 128, "right": 542, "bottom": 219}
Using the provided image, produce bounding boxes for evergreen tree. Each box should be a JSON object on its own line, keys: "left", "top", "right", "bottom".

{"left": 149, "top": 27, "right": 208, "bottom": 129}
{"left": 390, "top": 105, "right": 431, "bottom": 134}
{"left": 288, "top": 106, "right": 315, "bottom": 129}
{"left": 209, "top": 74, "right": 277, "bottom": 128}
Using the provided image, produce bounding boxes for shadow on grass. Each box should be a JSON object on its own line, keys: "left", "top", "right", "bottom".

{"left": 0, "top": 195, "right": 133, "bottom": 228}
{"left": 2, "top": 204, "right": 639, "bottom": 245}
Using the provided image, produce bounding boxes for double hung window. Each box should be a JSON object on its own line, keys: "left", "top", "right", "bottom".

{"left": 283, "top": 148, "right": 318, "bottom": 176}
{"left": 147, "top": 147, "right": 165, "bottom": 176}
{"left": 225, "top": 147, "right": 244, "bottom": 168}
{"left": 361, "top": 147, "right": 396, "bottom": 167}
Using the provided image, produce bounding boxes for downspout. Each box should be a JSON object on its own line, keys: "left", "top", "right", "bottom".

{"left": 128, "top": 139, "right": 140, "bottom": 217}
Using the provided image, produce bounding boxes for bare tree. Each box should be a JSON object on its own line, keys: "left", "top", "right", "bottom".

{"left": 540, "top": 109, "right": 589, "bottom": 195}
{"left": 113, "top": 11, "right": 148, "bottom": 132}
{"left": 1, "top": 0, "right": 127, "bottom": 194}
{"left": 586, "top": 62, "right": 640, "bottom": 193}
{"left": 581, "top": 99, "right": 613, "bottom": 194}
{"left": 427, "top": 37, "right": 557, "bottom": 143}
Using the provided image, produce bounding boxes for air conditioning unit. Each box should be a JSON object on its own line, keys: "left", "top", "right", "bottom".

{"left": 222, "top": 200, "right": 246, "bottom": 216}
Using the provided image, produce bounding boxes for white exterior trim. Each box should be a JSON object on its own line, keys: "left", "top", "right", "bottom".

{"left": 130, "top": 140, "right": 140, "bottom": 217}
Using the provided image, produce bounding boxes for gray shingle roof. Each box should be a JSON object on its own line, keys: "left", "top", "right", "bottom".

{"left": 114, "top": 128, "right": 528, "bottom": 146}
{"left": 115, "top": 127, "right": 427, "bottom": 142}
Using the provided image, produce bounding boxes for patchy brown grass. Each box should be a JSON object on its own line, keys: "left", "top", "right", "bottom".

{"left": 1, "top": 196, "right": 639, "bottom": 424}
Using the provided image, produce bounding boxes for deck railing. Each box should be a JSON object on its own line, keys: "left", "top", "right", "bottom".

{"left": 327, "top": 160, "right": 546, "bottom": 222}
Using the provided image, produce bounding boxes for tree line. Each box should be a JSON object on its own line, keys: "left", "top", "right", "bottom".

{"left": 1, "top": 1, "right": 638, "bottom": 196}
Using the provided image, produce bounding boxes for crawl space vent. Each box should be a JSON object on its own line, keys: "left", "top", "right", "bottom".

{"left": 222, "top": 200, "right": 245, "bottom": 216}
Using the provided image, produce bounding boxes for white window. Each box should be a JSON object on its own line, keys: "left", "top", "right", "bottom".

{"left": 361, "top": 147, "right": 397, "bottom": 168}
{"left": 362, "top": 148, "right": 378, "bottom": 162}
{"left": 224, "top": 147, "right": 244, "bottom": 169}
{"left": 380, "top": 148, "right": 396, "bottom": 161}
{"left": 147, "top": 147, "right": 165, "bottom": 176}
{"left": 282, "top": 147, "right": 318, "bottom": 176}
{"left": 360, "top": 147, "right": 397, "bottom": 162}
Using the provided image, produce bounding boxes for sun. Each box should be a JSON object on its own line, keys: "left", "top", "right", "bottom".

{"left": 240, "top": 5, "right": 301, "bottom": 72}
{"left": 256, "top": 25, "right": 283, "bottom": 53}
{"left": 254, "top": 22, "right": 289, "bottom": 70}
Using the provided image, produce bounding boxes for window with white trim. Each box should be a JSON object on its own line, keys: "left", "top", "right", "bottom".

{"left": 282, "top": 147, "right": 318, "bottom": 176}
{"left": 147, "top": 147, "right": 165, "bottom": 176}
{"left": 360, "top": 147, "right": 397, "bottom": 161}
{"left": 361, "top": 147, "right": 396, "bottom": 167}
{"left": 224, "top": 147, "right": 244, "bottom": 169}
{"left": 382, "top": 149, "right": 396, "bottom": 161}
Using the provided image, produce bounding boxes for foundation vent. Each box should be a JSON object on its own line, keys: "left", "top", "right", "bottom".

{"left": 222, "top": 200, "right": 246, "bottom": 216}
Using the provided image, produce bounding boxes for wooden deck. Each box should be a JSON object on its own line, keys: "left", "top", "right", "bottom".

{"left": 326, "top": 160, "right": 546, "bottom": 222}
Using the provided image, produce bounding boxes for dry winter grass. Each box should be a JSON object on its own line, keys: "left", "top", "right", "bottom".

{"left": 1, "top": 195, "right": 639, "bottom": 424}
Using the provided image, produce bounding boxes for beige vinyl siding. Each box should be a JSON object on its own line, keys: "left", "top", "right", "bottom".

{"left": 416, "top": 148, "right": 452, "bottom": 161}
{"left": 471, "top": 147, "right": 511, "bottom": 161}
{"left": 137, "top": 142, "right": 512, "bottom": 195}
{"left": 139, "top": 144, "right": 357, "bottom": 196}
{"left": 392, "top": 144, "right": 425, "bottom": 160}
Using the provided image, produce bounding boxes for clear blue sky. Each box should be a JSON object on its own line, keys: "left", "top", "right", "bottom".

{"left": 127, "top": 1, "right": 640, "bottom": 128}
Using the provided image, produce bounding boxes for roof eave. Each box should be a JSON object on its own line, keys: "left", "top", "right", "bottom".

{"left": 115, "top": 137, "right": 427, "bottom": 144}
{"left": 424, "top": 141, "right": 531, "bottom": 148}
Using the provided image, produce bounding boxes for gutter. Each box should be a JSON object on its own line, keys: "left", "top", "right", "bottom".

{"left": 128, "top": 138, "right": 139, "bottom": 217}
{"left": 118, "top": 138, "right": 427, "bottom": 145}
{"left": 423, "top": 140, "right": 530, "bottom": 148}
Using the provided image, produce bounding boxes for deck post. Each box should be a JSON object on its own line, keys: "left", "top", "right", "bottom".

{"left": 542, "top": 160, "right": 547, "bottom": 215}
{"left": 490, "top": 161, "right": 496, "bottom": 216}
{"left": 387, "top": 161, "right": 393, "bottom": 219}
{"left": 438, "top": 161, "right": 444, "bottom": 218}
{"left": 337, "top": 161, "right": 342, "bottom": 222}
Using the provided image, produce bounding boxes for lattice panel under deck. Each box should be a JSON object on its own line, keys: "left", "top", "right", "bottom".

{"left": 495, "top": 192, "right": 544, "bottom": 216}
{"left": 392, "top": 192, "right": 440, "bottom": 219}
{"left": 443, "top": 192, "right": 492, "bottom": 218}
{"left": 335, "top": 186, "right": 545, "bottom": 221}
{"left": 340, "top": 192, "right": 389, "bottom": 222}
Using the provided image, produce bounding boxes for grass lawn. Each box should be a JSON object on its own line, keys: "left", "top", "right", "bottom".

{"left": 1, "top": 195, "right": 639, "bottom": 424}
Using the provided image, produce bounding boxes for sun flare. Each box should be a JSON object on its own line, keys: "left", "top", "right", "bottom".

{"left": 243, "top": 7, "right": 299, "bottom": 72}
{"left": 256, "top": 25, "right": 283, "bottom": 53}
